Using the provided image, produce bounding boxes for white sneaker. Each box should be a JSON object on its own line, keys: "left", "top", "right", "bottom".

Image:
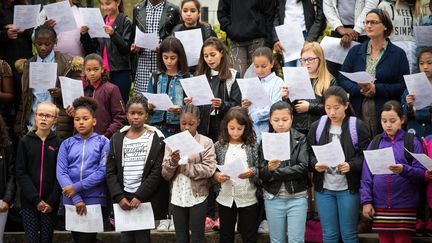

{"left": 157, "top": 219, "right": 170, "bottom": 232}
{"left": 257, "top": 220, "right": 269, "bottom": 233}
{"left": 168, "top": 215, "right": 175, "bottom": 232}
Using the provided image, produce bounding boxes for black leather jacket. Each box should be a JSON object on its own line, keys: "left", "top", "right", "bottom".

{"left": 0, "top": 141, "right": 15, "bottom": 205}
{"left": 80, "top": 13, "right": 133, "bottom": 71}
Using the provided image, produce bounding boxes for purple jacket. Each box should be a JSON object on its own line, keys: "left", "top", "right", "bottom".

{"left": 360, "top": 129, "right": 426, "bottom": 209}
{"left": 57, "top": 133, "right": 110, "bottom": 206}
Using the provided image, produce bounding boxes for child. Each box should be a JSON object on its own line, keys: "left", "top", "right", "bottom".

{"left": 147, "top": 36, "right": 189, "bottom": 137}
{"left": 0, "top": 115, "right": 15, "bottom": 242}
{"left": 0, "top": 59, "right": 14, "bottom": 132}
{"left": 241, "top": 46, "right": 284, "bottom": 142}
{"left": 282, "top": 42, "right": 336, "bottom": 135}
{"left": 57, "top": 96, "right": 110, "bottom": 243}
{"left": 161, "top": 104, "right": 216, "bottom": 243}
{"left": 308, "top": 86, "right": 370, "bottom": 242}
{"left": 106, "top": 94, "right": 169, "bottom": 242}
{"left": 14, "top": 25, "right": 82, "bottom": 140}
{"left": 186, "top": 37, "right": 241, "bottom": 142}
{"left": 361, "top": 100, "right": 426, "bottom": 243}
{"left": 257, "top": 101, "right": 309, "bottom": 242}
{"left": 15, "top": 101, "right": 62, "bottom": 243}
{"left": 80, "top": 53, "right": 127, "bottom": 138}
{"left": 214, "top": 107, "right": 259, "bottom": 243}
{"left": 80, "top": 0, "right": 132, "bottom": 103}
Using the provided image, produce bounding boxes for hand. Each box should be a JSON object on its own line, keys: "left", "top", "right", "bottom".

{"left": 42, "top": 203, "right": 53, "bottom": 213}
{"left": 80, "top": 26, "right": 89, "bottom": 35}
{"left": 0, "top": 201, "right": 9, "bottom": 212}
{"left": 119, "top": 198, "right": 131, "bottom": 210}
{"left": 168, "top": 105, "right": 181, "bottom": 115}
{"left": 281, "top": 86, "right": 289, "bottom": 100}
{"left": 336, "top": 26, "right": 349, "bottom": 36}
{"left": 44, "top": 19, "right": 56, "bottom": 27}
{"left": 214, "top": 172, "right": 230, "bottom": 183}
{"left": 170, "top": 150, "right": 180, "bottom": 166}
{"left": 360, "top": 83, "right": 375, "bottom": 97}
{"left": 184, "top": 97, "right": 192, "bottom": 105}
{"left": 268, "top": 160, "right": 281, "bottom": 172}
{"left": 130, "top": 197, "right": 141, "bottom": 209}
{"left": 273, "top": 41, "right": 285, "bottom": 54}
{"left": 130, "top": 43, "right": 141, "bottom": 53}
{"left": 211, "top": 98, "right": 222, "bottom": 109}
{"left": 294, "top": 100, "right": 310, "bottom": 113}
{"left": 389, "top": 164, "right": 404, "bottom": 174}
{"left": 362, "top": 203, "right": 375, "bottom": 220}
{"left": 37, "top": 201, "right": 46, "bottom": 212}
{"left": 337, "top": 162, "right": 350, "bottom": 173}
{"left": 340, "top": 34, "right": 353, "bottom": 48}
{"left": 63, "top": 185, "right": 76, "bottom": 198}
{"left": 6, "top": 25, "right": 18, "bottom": 39}
{"left": 238, "top": 168, "right": 254, "bottom": 179}
{"left": 48, "top": 87, "right": 61, "bottom": 99}
{"left": 346, "top": 29, "right": 359, "bottom": 40}
{"left": 406, "top": 94, "right": 415, "bottom": 108}
{"left": 148, "top": 102, "right": 156, "bottom": 110}
{"left": 75, "top": 202, "right": 87, "bottom": 216}
{"left": 241, "top": 99, "right": 251, "bottom": 109}
{"left": 104, "top": 25, "right": 115, "bottom": 35}
{"left": 315, "top": 163, "right": 328, "bottom": 173}
{"left": 66, "top": 105, "right": 75, "bottom": 117}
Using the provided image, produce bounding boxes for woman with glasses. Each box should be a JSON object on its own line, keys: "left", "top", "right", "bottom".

{"left": 338, "top": 8, "right": 409, "bottom": 137}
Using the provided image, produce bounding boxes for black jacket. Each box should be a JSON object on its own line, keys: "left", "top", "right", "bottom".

{"left": 0, "top": 140, "right": 15, "bottom": 204}
{"left": 15, "top": 131, "right": 62, "bottom": 209}
{"left": 258, "top": 129, "right": 309, "bottom": 195}
{"left": 80, "top": 13, "right": 133, "bottom": 71}
{"left": 273, "top": 0, "right": 326, "bottom": 43}
{"left": 307, "top": 116, "right": 371, "bottom": 193}
{"left": 217, "top": 0, "right": 276, "bottom": 46}
{"left": 106, "top": 128, "right": 169, "bottom": 220}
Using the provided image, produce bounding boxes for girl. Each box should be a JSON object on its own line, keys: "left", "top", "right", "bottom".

{"left": 0, "top": 115, "right": 15, "bottom": 243}
{"left": 80, "top": 53, "right": 126, "bottom": 139}
{"left": 258, "top": 101, "right": 309, "bottom": 243}
{"left": 241, "top": 46, "right": 284, "bottom": 142}
{"left": 147, "top": 36, "right": 189, "bottom": 137}
{"left": 106, "top": 94, "right": 169, "bottom": 242}
{"left": 57, "top": 96, "right": 110, "bottom": 243}
{"left": 80, "top": 0, "right": 132, "bottom": 103}
{"left": 186, "top": 37, "right": 241, "bottom": 142}
{"left": 361, "top": 100, "right": 426, "bottom": 243}
{"left": 14, "top": 25, "right": 82, "bottom": 140}
{"left": 15, "top": 101, "right": 62, "bottom": 243}
{"left": 282, "top": 42, "right": 336, "bottom": 135}
{"left": 214, "top": 107, "right": 259, "bottom": 243}
{"left": 402, "top": 47, "right": 432, "bottom": 139}
{"left": 308, "top": 86, "right": 370, "bottom": 243}
{"left": 161, "top": 104, "right": 216, "bottom": 243}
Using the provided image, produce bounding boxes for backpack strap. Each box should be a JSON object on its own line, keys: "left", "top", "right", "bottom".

{"left": 404, "top": 132, "right": 415, "bottom": 165}
{"left": 315, "top": 115, "right": 328, "bottom": 143}
{"left": 151, "top": 71, "right": 158, "bottom": 93}
{"left": 348, "top": 117, "right": 358, "bottom": 149}
{"left": 369, "top": 133, "right": 383, "bottom": 150}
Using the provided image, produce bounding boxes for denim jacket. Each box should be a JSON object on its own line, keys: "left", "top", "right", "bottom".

{"left": 147, "top": 72, "right": 187, "bottom": 125}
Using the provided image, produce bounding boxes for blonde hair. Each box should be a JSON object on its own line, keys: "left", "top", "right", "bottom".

{"left": 31, "top": 101, "right": 59, "bottom": 131}
{"left": 396, "top": 0, "right": 422, "bottom": 17}
{"left": 301, "top": 42, "right": 332, "bottom": 96}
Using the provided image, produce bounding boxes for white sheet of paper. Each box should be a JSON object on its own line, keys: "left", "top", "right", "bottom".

{"left": 363, "top": 147, "right": 396, "bottom": 175}
{"left": 174, "top": 28, "right": 203, "bottom": 67}
{"left": 180, "top": 75, "right": 214, "bottom": 106}
{"left": 244, "top": 64, "right": 257, "bottom": 78}
{"left": 164, "top": 131, "right": 205, "bottom": 159}
{"left": 282, "top": 67, "right": 316, "bottom": 101}
{"left": 237, "top": 77, "right": 271, "bottom": 108}
{"left": 275, "top": 23, "right": 304, "bottom": 62}
{"left": 339, "top": 71, "right": 375, "bottom": 84}
{"left": 142, "top": 92, "right": 175, "bottom": 111}
{"left": 29, "top": 62, "right": 58, "bottom": 89}
{"left": 44, "top": 1, "right": 77, "bottom": 33}
{"left": 312, "top": 140, "right": 345, "bottom": 167}
{"left": 134, "top": 27, "right": 159, "bottom": 50}
{"left": 79, "top": 8, "right": 109, "bottom": 38}
{"left": 0, "top": 200, "right": 7, "bottom": 236}
{"left": 320, "top": 36, "right": 359, "bottom": 64}
{"left": 113, "top": 203, "right": 155, "bottom": 232}
{"left": 13, "top": 4, "right": 40, "bottom": 30}
{"left": 59, "top": 76, "right": 84, "bottom": 109}
{"left": 261, "top": 132, "right": 291, "bottom": 161}
{"left": 404, "top": 72, "right": 432, "bottom": 110}
{"left": 65, "top": 204, "right": 103, "bottom": 233}
{"left": 407, "top": 150, "right": 432, "bottom": 171}
{"left": 216, "top": 158, "right": 247, "bottom": 184}
{"left": 414, "top": 26, "right": 432, "bottom": 47}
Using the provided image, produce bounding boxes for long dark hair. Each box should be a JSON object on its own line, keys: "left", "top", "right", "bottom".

{"left": 380, "top": 100, "right": 404, "bottom": 120}
{"left": 195, "top": 37, "right": 232, "bottom": 81}
{"left": 323, "top": 86, "right": 355, "bottom": 116}
{"left": 157, "top": 36, "right": 189, "bottom": 75}
{"left": 219, "top": 107, "right": 256, "bottom": 147}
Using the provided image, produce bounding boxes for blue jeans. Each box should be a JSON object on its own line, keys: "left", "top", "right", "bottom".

{"left": 315, "top": 189, "right": 359, "bottom": 243}
{"left": 264, "top": 197, "right": 308, "bottom": 243}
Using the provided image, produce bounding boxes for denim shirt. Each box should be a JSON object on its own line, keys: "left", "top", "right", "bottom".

{"left": 147, "top": 72, "right": 186, "bottom": 124}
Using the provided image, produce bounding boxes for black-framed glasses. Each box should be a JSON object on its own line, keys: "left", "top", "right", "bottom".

{"left": 300, "top": 57, "right": 319, "bottom": 64}
{"left": 364, "top": 20, "right": 382, "bottom": 26}
{"left": 35, "top": 113, "right": 56, "bottom": 120}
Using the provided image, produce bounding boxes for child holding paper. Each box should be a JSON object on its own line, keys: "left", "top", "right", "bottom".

{"left": 15, "top": 101, "right": 62, "bottom": 243}
{"left": 147, "top": 36, "right": 189, "bottom": 137}
{"left": 361, "top": 100, "right": 425, "bottom": 243}
{"left": 161, "top": 104, "right": 216, "bottom": 243}
{"left": 213, "top": 107, "right": 259, "bottom": 243}
{"left": 257, "top": 101, "right": 309, "bottom": 243}
{"left": 307, "top": 86, "right": 370, "bottom": 243}
{"left": 106, "top": 94, "right": 169, "bottom": 242}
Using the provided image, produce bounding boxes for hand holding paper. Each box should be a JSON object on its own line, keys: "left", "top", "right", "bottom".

{"left": 13, "top": 4, "right": 41, "bottom": 30}
{"left": 262, "top": 132, "right": 290, "bottom": 161}
{"left": 44, "top": 1, "right": 77, "bottom": 33}
{"left": 60, "top": 77, "right": 84, "bottom": 109}
{"left": 282, "top": 67, "right": 316, "bottom": 101}
{"left": 180, "top": 75, "right": 214, "bottom": 106}
{"left": 237, "top": 78, "right": 271, "bottom": 108}
{"left": 134, "top": 27, "right": 159, "bottom": 50}
{"left": 142, "top": 92, "right": 175, "bottom": 111}
{"left": 216, "top": 158, "right": 247, "bottom": 184}
{"left": 79, "top": 8, "right": 109, "bottom": 38}
{"left": 312, "top": 140, "right": 345, "bottom": 167}
{"left": 65, "top": 204, "right": 103, "bottom": 233}
{"left": 320, "top": 36, "right": 359, "bottom": 65}
{"left": 164, "top": 131, "right": 204, "bottom": 160}
{"left": 275, "top": 23, "right": 304, "bottom": 62}
{"left": 403, "top": 72, "right": 432, "bottom": 110}
{"left": 174, "top": 29, "right": 203, "bottom": 67}
{"left": 339, "top": 71, "right": 375, "bottom": 84}
{"left": 113, "top": 203, "right": 155, "bottom": 232}
{"left": 363, "top": 147, "right": 396, "bottom": 175}
{"left": 30, "top": 62, "right": 58, "bottom": 89}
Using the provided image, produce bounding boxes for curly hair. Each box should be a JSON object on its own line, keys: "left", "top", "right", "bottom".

{"left": 219, "top": 106, "right": 256, "bottom": 147}
{"left": 72, "top": 96, "right": 98, "bottom": 117}
{"left": 126, "top": 94, "right": 149, "bottom": 113}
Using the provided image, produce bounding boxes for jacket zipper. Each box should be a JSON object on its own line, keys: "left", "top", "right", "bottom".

{"left": 80, "top": 139, "right": 87, "bottom": 180}
{"left": 39, "top": 141, "right": 45, "bottom": 197}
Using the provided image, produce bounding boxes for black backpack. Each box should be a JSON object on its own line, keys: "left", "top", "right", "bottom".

{"left": 369, "top": 132, "right": 415, "bottom": 164}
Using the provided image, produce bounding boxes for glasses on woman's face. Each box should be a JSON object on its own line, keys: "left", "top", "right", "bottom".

{"left": 300, "top": 57, "right": 319, "bottom": 64}
{"left": 364, "top": 20, "right": 382, "bottom": 26}
{"left": 35, "top": 113, "right": 56, "bottom": 120}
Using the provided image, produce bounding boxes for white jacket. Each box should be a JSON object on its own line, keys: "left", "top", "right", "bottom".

{"left": 323, "top": 0, "right": 379, "bottom": 35}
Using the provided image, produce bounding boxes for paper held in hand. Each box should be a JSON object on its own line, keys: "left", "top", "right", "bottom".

{"left": 403, "top": 72, "right": 432, "bottom": 110}
{"left": 339, "top": 71, "right": 375, "bottom": 84}
{"left": 142, "top": 92, "right": 175, "bottom": 111}
{"left": 236, "top": 77, "right": 271, "bottom": 108}
{"left": 174, "top": 28, "right": 203, "bottom": 67}
{"left": 180, "top": 75, "right": 214, "bottom": 106}
{"left": 13, "top": 4, "right": 40, "bottom": 30}
{"left": 261, "top": 132, "right": 291, "bottom": 161}
{"left": 134, "top": 27, "right": 159, "bottom": 50}
{"left": 113, "top": 203, "right": 155, "bottom": 232}
{"left": 216, "top": 158, "right": 248, "bottom": 184}
{"left": 29, "top": 62, "right": 58, "bottom": 89}
{"left": 163, "top": 131, "right": 205, "bottom": 163}
{"left": 79, "top": 8, "right": 109, "bottom": 38}
{"left": 282, "top": 67, "right": 316, "bottom": 101}
{"left": 65, "top": 204, "right": 104, "bottom": 233}
{"left": 59, "top": 76, "right": 84, "bottom": 109}
{"left": 405, "top": 149, "right": 432, "bottom": 171}
{"left": 275, "top": 23, "right": 304, "bottom": 62}
{"left": 311, "top": 140, "right": 345, "bottom": 168}
{"left": 44, "top": 1, "right": 77, "bottom": 33}
{"left": 320, "top": 36, "right": 359, "bottom": 65}
{"left": 363, "top": 147, "right": 396, "bottom": 175}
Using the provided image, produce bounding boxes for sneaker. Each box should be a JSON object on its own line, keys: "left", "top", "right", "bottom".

{"left": 213, "top": 218, "right": 220, "bottom": 231}
{"left": 257, "top": 220, "right": 269, "bottom": 233}
{"left": 205, "top": 217, "right": 215, "bottom": 232}
{"left": 157, "top": 219, "right": 170, "bottom": 232}
{"left": 168, "top": 216, "right": 175, "bottom": 232}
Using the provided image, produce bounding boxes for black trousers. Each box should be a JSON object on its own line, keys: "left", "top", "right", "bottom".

{"left": 218, "top": 202, "right": 258, "bottom": 243}
{"left": 121, "top": 229, "right": 151, "bottom": 243}
{"left": 21, "top": 207, "right": 57, "bottom": 243}
{"left": 171, "top": 200, "right": 207, "bottom": 243}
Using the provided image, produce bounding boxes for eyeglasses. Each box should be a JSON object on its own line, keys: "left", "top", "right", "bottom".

{"left": 35, "top": 113, "right": 56, "bottom": 120}
{"left": 364, "top": 20, "right": 382, "bottom": 26}
{"left": 300, "top": 57, "right": 319, "bottom": 64}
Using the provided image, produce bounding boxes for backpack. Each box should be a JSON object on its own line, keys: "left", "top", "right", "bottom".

{"left": 315, "top": 115, "right": 358, "bottom": 148}
{"left": 368, "top": 132, "right": 415, "bottom": 165}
